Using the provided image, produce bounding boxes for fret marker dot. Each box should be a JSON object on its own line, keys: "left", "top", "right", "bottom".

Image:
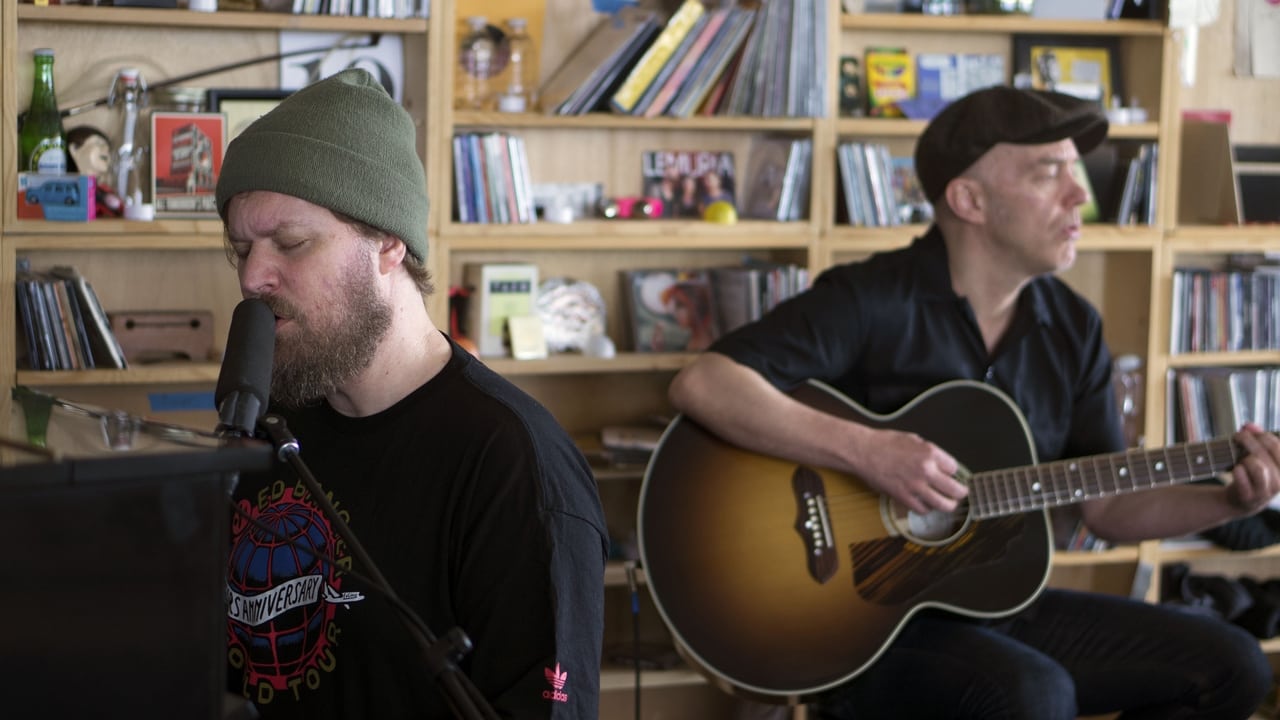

{"left": 1119, "top": 467, "right": 1128, "bottom": 477}
{"left": 1154, "top": 461, "right": 1165, "bottom": 472}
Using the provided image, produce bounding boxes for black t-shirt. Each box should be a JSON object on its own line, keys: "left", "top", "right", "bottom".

{"left": 226, "top": 336, "right": 608, "bottom": 718}
{"left": 710, "top": 228, "right": 1124, "bottom": 463}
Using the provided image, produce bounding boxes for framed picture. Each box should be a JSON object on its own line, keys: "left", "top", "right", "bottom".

{"left": 278, "top": 32, "right": 404, "bottom": 103}
{"left": 206, "top": 88, "right": 292, "bottom": 141}
{"left": 1013, "top": 35, "right": 1120, "bottom": 109}
{"left": 150, "top": 111, "right": 224, "bottom": 218}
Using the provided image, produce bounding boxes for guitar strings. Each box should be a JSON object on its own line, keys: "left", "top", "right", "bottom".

{"left": 814, "top": 438, "right": 1241, "bottom": 523}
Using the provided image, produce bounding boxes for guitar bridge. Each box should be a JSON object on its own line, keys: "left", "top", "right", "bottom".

{"left": 792, "top": 466, "right": 837, "bottom": 584}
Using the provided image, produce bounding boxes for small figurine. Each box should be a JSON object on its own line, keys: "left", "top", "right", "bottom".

{"left": 66, "top": 125, "right": 123, "bottom": 218}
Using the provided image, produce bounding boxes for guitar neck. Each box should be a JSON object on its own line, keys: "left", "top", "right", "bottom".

{"left": 969, "top": 437, "right": 1243, "bottom": 519}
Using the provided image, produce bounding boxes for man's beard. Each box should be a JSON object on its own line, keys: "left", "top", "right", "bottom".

{"left": 263, "top": 263, "right": 393, "bottom": 409}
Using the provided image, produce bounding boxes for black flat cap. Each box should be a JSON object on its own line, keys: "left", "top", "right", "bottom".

{"left": 914, "top": 86, "right": 1109, "bottom": 203}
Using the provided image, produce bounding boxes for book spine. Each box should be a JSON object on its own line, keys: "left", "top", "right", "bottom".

{"left": 724, "top": 5, "right": 765, "bottom": 115}
{"left": 635, "top": 13, "right": 710, "bottom": 117}
{"left": 39, "top": 280, "right": 72, "bottom": 370}
{"left": 14, "top": 279, "right": 46, "bottom": 370}
{"left": 508, "top": 135, "right": 536, "bottom": 224}
{"left": 609, "top": 0, "right": 706, "bottom": 114}
{"left": 790, "top": 140, "right": 813, "bottom": 221}
{"left": 668, "top": 9, "right": 753, "bottom": 119}
{"left": 75, "top": 276, "right": 129, "bottom": 369}
{"left": 61, "top": 279, "right": 96, "bottom": 369}
{"left": 466, "top": 133, "right": 490, "bottom": 223}
{"left": 642, "top": 12, "right": 719, "bottom": 118}
{"left": 51, "top": 280, "right": 85, "bottom": 369}
{"left": 452, "top": 134, "right": 472, "bottom": 223}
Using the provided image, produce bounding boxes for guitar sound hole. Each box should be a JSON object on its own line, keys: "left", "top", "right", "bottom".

{"left": 883, "top": 499, "right": 968, "bottom": 545}
{"left": 907, "top": 508, "right": 963, "bottom": 542}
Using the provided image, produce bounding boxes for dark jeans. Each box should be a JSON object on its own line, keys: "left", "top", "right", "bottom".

{"left": 809, "top": 588, "right": 1271, "bottom": 720}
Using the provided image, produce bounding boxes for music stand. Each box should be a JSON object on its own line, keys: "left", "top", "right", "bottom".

{"left": 0, "top": 440, "right": 272, "bottom": 719}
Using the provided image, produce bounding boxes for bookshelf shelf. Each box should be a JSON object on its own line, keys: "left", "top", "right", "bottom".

{"left": 3, "top": 219, "right": 226, "bottom": 239}
{"left": 840, "top": 13, "right": 1165, "bottom": 37}
{"left": 483, "top": 352, "right": 695, "bottom": 377}
{"left": 1156, "top": 541, "right": 1280, "bottom": 564}
{"left": 14, "top": 4, "right": 427, "bottom": 32}
{"left": 452, "top": 111, "right": 818, "bottom": 133}
{"left": 1165, "top": 350, "right": 1280, "bottom": 369}
{"left": 5, "top": 231, "right": 227, "bottom": 252}
{"left": 835, "top": 118, "right": 928, "bottom": 137}
{"left": 441, "top": 220, "right": 814, "bottom": 249}
{"left": 1166, "top": 227, "right": 1280, "bottom": 250}
{"left": 16, "top": 363, "right": 223, "bottom": 387}
{"left": 1075, "top": 226, "right": 1164, "bottom": 250}
{"left": 603, "top": 560, "right": 648, "bottom": 588}
{"left": 835, "top": 118, "right": 1158, "bottom": 141}
{"left": 1052, "top": 546, "right": 1141, "bottom": 567}
{"left": 599, "top": 667, "right": 707, "bottom": 692}
{"left": 825, "top": 225, "right": 1159, "bottom": 252}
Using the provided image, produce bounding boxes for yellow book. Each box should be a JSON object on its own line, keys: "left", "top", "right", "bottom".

{"left": 609, "top": 0, "right": 706, "bottom": 114}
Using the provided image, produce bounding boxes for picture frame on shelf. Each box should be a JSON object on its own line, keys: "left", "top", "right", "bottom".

{"left": 1012, "top": 34, "right": 1120, "bottom": 109}
{"left": 206, "top": 88, "right": 292, "bottom": 142}
{"left": 278, "top": 32, "right": 405, "bottom": 103}
{"left": 150, "top": 111, "right": 224, "bottom": 219}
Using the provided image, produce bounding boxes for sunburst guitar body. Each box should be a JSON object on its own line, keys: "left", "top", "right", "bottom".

{"left": 638, "top": 380, "right": 1247, "bottom": 703}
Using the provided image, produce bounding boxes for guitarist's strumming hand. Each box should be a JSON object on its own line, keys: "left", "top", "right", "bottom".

{"left": 1226, "top": 423, "right": 1280, "bottom": 514}
{"left": 858, "top": 428, "right": 966, "bottom": 515}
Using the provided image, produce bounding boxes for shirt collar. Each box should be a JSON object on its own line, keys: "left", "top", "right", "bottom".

{"left": 912, "top": 225, "right": 1053, "bottom": 327}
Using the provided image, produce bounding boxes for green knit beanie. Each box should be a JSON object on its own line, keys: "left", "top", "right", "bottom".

{"left": 216, "top": 69, "right": 429, "bottom": 263}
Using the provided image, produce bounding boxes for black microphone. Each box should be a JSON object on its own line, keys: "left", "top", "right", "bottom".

{"left": 215, "top": 298, "right": 275, "bottom": 438}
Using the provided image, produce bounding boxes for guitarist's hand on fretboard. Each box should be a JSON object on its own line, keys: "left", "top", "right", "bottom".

{"left": 1226, "top": 422, "right": 1280, "bottom": 514}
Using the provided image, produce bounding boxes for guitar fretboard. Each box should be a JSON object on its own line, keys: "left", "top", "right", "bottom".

{"left": 969, "top": 437, "right": 1241, "bottom": 519}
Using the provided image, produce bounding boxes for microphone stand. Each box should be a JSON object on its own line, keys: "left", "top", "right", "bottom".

{"left": 257, "top": 414, "right": 499, "bottom": 720}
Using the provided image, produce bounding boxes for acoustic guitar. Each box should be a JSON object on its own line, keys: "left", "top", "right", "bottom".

{"left": 638, "top": 380, "right": 1246, "bottom": 703}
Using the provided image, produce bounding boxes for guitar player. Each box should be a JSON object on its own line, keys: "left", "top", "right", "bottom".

{"left": 668, "top": 86, "right": 1280, "bottom": 719}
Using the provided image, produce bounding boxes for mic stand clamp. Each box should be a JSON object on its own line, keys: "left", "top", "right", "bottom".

{"left": 257, "top": 414, "right": 499, "bottom": 720}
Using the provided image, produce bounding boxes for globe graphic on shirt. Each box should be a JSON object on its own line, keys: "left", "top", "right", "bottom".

{"left": 227, "top": 493, "right": 339, "bottom": 685}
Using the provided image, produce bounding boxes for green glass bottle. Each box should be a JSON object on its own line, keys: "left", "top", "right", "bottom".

{"left": 19, "top": 48, "right": 67, "bottom": 174}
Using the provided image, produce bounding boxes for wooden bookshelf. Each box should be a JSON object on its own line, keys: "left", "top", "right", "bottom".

{"left": 6, "top": 2, "right": 1280, "bottom": 717}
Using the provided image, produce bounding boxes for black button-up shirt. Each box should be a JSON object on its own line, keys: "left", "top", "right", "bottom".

{"left": 710, "top": 227, "right": 1124, "bottom": 464}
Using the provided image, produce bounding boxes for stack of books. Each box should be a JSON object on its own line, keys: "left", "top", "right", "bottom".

{"left": 452, "top": 132, "right": 537, "bottom": 224}
{"left": 836, "top": 141, "right": 901, "bottom": 227}
{"left": 539, "top": 0, "right": 827, "bottom": 119}
{"left": 15, "top": 260, "right": 128, "bottom": 371}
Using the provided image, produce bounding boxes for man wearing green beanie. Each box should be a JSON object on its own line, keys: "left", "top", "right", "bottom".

{"left": 217, "top": 69, "right": 607, "bottom": 719}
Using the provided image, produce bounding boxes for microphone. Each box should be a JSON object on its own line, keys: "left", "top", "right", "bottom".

{"left": 215, "top": 298, "right": 275, "bottom": 439}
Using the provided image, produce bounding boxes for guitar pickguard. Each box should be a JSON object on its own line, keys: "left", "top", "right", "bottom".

{"left": 850, "top": 515, "right": 1026, "bottom": 604}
